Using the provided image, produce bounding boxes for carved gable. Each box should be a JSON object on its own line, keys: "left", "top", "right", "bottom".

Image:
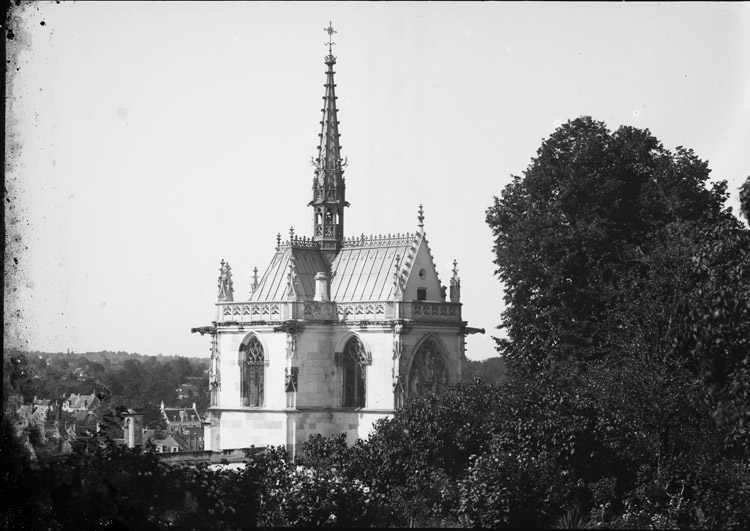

{"left": 401, "top": 238, "right": 445, "bottom": 302}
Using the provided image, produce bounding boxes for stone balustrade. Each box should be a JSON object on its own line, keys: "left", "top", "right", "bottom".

{"left": 216, "top": 300, "right": 461, "bottom": 324}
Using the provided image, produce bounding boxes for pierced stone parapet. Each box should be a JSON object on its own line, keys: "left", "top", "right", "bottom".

{"left": 216, "top": 300, "right": 461, "bottom": 324}
{"left": 219, "top": 302, "right": 282, "bottom": 321}
{"left": 337, "top": 302, "right": 387, "bottom": 321}
{"left": 304, "top": 301, "right": 334, "bottom": 319}
{"left": 405, "top": 301, "right": 461, "bottom": 322}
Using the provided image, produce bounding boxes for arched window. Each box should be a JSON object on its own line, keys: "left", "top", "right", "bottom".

{"left": 407, "top": 338, "right": 448, "bottom": 398}
{"left": 240, "top": 336, "right": 265, "bottom": 407}
{"left": 342, "top": 337, "right": 367, "bottom": 407}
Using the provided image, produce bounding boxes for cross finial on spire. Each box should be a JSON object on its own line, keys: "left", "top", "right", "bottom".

{"left": 324, "top": 21, "right": 337, "bottom": 55}
{"left": 417, "top": 204, "right": 425, "bottom": 232}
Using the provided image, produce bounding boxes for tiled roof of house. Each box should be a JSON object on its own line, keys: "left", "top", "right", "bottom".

{"left": 161, "top": 404, "right": 202, "bottom": 424}
{"left": 60, "top": 410, "right": 97, "bottom": 426}
{"left": 64, "top": 392, "right": 99, "bottom": 410}
{"left": 151, "top": 433, "right": 189, "bottom": 452}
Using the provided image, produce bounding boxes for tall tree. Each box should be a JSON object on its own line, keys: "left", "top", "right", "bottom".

{"left": 486, "top": 116, "right": 732, "bottom": 375}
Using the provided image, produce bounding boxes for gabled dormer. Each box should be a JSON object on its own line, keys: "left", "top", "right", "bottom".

{"left": 399, "top": 206, "right": 448, "bottom": 302}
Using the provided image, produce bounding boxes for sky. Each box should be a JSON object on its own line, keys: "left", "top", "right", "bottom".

{"left": 5, "top": 2, "right": 750, "bottom": 361}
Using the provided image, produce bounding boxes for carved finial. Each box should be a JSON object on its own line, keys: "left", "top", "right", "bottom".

{"left": 249, "top": 266, "right": 259, "bottom": 297}
{"left": 289, "top": 226, "right": 295, "bottom": 241}
{"left": 218, "top": 259, "right": 234, "bottom": 302}
{"left": 287, "top": 255, "right": 299, "bottom": 299}
{"left": 393, "top": 254, "right": 404, "bottom": 300}
{"left": 276, "top": 233, "right": 281, "bottom": 250}
{"left": 324, "top": 21, "right": 337, "bottom": 56}
{"left": 450, "top": 259, "right": 461, "bottom": 303}
{"left": 418, "top": 204, "right": 425, "bottom": 232}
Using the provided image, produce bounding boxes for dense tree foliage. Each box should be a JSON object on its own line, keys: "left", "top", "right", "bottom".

{"left": 479, "top": 116, "right": 750, "bottom": 526}
{"left": 486, "top": 116, "right": 733, "bottom": 374}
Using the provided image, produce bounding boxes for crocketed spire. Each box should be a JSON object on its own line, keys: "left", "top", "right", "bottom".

{"left": 310, "top": 22, "right": 349, "bottom": 257}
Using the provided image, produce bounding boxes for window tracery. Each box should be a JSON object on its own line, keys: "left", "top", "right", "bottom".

{"left": 407, "top": 338, "right": 448, "bottom": 398}
{"left": 342, "top": 337, "right": 367, "bottom": 407}
{"left": 240, "top": 336, "right": 265, "bottom": 407}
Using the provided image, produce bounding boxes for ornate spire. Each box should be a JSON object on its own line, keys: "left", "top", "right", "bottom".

{"left": 417, "top": 204, "right": 425, "bottom": 233}
{"left": 310, "top": 22, "right": 348, "bottom": 256}
{"left": 217, "top": 259, "right": 234, "bottom": 302}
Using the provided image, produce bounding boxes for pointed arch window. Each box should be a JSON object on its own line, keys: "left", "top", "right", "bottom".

{"left": 407, "top": 338, "right": 448, "bottom": 398}
{"left": 240, "top": 336, "right": 265, "bottom": 407}
{"left": 342, "top": 337, "right": 367, "bottom": 408}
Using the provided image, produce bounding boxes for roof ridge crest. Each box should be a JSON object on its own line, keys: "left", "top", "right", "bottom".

{"left": 341, "top": 232, "right": 416, "bottom": 248}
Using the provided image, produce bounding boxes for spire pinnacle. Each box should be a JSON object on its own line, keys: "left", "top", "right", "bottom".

{"left": 417, "top": 204, "right": 425, "bottom": 232}
{"left": 324, "top": 21, "right": 337, "bottom": 57}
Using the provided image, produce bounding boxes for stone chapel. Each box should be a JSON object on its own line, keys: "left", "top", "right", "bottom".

{"left": 194, "top": 25, "right": 480, "bottom": 456}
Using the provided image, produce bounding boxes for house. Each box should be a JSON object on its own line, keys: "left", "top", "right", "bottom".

{"left": 193, "top": 25, "right": 481, "bottom": 456}
{"left": 121, "top": 410, "right": 203, "bottom": 453}
{"left": 150, "top": 433, "right": 189, "bottom": 453}
{"left": 161, "top": 402, "right": 202, "bottom": 431}
{"left": 32, "top": 397, "right": 55, "bottom": 419}
{"left": 62, "top": 392, "right": 100, "bottom": 413}
{"left": 159, "top": 402, "right": 204, "bottom": 450}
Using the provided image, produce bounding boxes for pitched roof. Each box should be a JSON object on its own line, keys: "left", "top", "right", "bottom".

{"left": 329, "top": 235, "right": 420, "bottom": 302}
{"left": 246, "top": 232, "right": 425, "bottom": 304}
{"left": 152, "top": 433, "right": 189, "bottom": 451}
{"left": 249, "top": 246, "right": 328, "bottom": 302}
{"left": 64, "top": 392, "right": 99, "bottom": 410}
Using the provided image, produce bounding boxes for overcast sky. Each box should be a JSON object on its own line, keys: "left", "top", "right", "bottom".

{"left": 6, "top": 2, "right": 749, "bottom": 361}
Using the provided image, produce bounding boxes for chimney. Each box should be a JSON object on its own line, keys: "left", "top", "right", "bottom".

{"left": 314, "top": 272, "right": 329, "bottom": 302}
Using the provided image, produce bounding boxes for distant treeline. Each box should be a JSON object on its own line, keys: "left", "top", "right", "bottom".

{"left": 462, "top": 356, "right": 508, "bottom": 386}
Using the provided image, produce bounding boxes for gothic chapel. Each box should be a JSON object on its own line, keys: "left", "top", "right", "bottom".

{"left": 194, "top": 25, "right": 479, "bottom": 456}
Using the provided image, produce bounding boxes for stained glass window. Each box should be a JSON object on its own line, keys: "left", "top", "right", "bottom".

{"left": 343, "top": 337, "right": 366, "bottom": 407}
{"left": 241, "top": 336, "right": 265, "bottom": 407}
